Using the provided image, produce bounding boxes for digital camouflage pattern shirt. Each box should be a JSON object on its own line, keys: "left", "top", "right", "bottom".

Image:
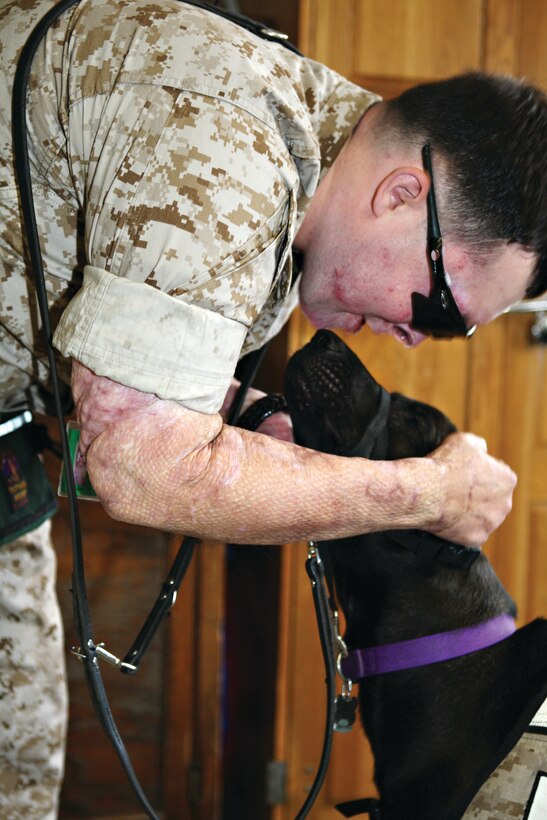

{"left": 0, "top": 0, "right": 378, "bottom": 413}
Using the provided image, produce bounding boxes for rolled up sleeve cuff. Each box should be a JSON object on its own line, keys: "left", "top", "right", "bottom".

{"left": 53, "top": 265, "right": 247, "bottom": 413}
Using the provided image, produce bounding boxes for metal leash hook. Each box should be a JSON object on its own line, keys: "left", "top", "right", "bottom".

{"left": 332, "top": 611, "right": 358, "bottom": 733}
{"left": 333, "top": 608, "right": 348, "bottom": 667}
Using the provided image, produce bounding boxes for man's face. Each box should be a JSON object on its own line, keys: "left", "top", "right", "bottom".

{"left": 296, "top": 151, "right": 535, "bottom": 346}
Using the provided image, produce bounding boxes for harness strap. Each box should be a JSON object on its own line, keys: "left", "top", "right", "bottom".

{"left": 179, "top": 0, "right": 302, "bottom": 53}
{"left": 338, "top": 384, "right": 480, "bottom": 572}
{"left": 345, "top": 388, "right": 391, "bottom": 459}
{"left": 121, "top": 341, "right": 272, "bottom": 673}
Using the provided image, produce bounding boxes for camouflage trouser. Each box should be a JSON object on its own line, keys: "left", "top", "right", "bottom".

{"left": 0, "top": 519, "right": 68, "bottom": 820}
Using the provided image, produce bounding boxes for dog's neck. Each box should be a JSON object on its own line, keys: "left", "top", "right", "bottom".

{"left": 334, "top": 539, "right": 513, "bottom": 646}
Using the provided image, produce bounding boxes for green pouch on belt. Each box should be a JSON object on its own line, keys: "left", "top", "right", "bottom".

{"left": 0, "top": 412, "right": 57, "bottom": 547}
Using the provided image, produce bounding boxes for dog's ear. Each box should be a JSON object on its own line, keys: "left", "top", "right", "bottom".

{"left": 387, "top": 394, "right": 456, "bottom": 459}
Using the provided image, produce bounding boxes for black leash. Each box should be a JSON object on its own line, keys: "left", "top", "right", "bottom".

{"left": 12, "top": 2, "right": 318, "bottom": 818}
{"left": 235, "top": 385, "right": 390, "bottom": 819}
{"left": 13, "top": 1, "right": 161, "bottom": 815}
{"left": 300, "top": 544, "right": 337, "bottom": 818}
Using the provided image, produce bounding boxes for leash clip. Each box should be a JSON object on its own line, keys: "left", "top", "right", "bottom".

{"left": 332, "top": 609, "right": 353, "bottom": 689}
{"left": 332, "top": 610, "right": 357, "bottom": 732}
{"left": 332, "top": 609, "right": 348, "bottom": 657}
{"left": 71, "top": 641, "right": 138, "bottom": 673}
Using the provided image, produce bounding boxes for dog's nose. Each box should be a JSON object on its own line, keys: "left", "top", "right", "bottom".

{"left": 312, "top": 329, "right": 336, "bottom": 349}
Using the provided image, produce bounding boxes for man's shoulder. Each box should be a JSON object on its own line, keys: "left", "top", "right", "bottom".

{"left": 63, "top": 0, "right": 355, "bottom": 140}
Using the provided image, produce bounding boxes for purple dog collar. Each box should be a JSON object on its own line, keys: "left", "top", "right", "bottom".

{"left": 341, "top": 613, "right": 516, "bottom": 680}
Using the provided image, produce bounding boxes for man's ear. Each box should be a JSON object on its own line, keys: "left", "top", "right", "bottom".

{"left": 371, "top": 167, "right": 429, "bottom": 216}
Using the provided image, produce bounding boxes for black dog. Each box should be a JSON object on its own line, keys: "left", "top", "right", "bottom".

{"left": 282, "top": 330, "right": 547, "bottom": 820}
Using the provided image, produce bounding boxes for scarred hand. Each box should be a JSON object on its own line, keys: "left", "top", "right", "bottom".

{"left": 254, "top": 410, "right": 293, "bottom": 442}
{"left": 426, "top": 431, "right": 517, "bottom": 546}
{"left": 72, "top": 361, "right": 159, "bottom": 454}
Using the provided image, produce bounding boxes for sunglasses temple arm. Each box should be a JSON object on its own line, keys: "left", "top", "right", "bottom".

{"left": 422, "top": 145, "right": 441, "bottom": 241}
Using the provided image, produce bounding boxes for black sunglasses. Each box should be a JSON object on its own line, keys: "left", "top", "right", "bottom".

{"left": 410, "top": 145, "right": 476, "bottom": 339}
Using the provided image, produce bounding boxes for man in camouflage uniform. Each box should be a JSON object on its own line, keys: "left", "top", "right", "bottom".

{"left": 0, "top": 1, "right": 378, "bottom": 814}
{"left": 0, "top": 0, "right": 546, "bottom": 817}
{"left": 0, "top": 522, "right": 67, "bottom": 820}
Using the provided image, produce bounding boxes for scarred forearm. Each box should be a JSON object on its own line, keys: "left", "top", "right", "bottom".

{"left": 73, "top": 363, "right": 516, "bottom": 546}
{"left": 86, "top": 401, "right": 440, "bottom": 544}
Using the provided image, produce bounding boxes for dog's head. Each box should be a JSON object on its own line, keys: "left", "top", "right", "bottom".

{"left": 285, "top": 330, "right": 456, "bottom": 459}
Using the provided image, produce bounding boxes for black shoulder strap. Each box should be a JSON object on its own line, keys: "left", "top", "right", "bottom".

{"left": 12, "top": 3, "right": 300, "bottom": 819}
{"left": 180, "top": 0, "right": 302, "bottom": 54}
{"left": 13, "top": 2, "right": 163, "bottom": 816}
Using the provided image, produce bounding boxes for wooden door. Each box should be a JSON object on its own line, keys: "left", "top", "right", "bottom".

{"left": 270, "top": 3, "right": 547, "bottom": 818}
{"left": 488, "top": 311, "right": 547, "bottom": 624}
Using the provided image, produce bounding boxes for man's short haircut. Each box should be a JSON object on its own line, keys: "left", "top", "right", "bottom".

{"left": 381, "top": 72, "right": 547, "bottom": 298}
